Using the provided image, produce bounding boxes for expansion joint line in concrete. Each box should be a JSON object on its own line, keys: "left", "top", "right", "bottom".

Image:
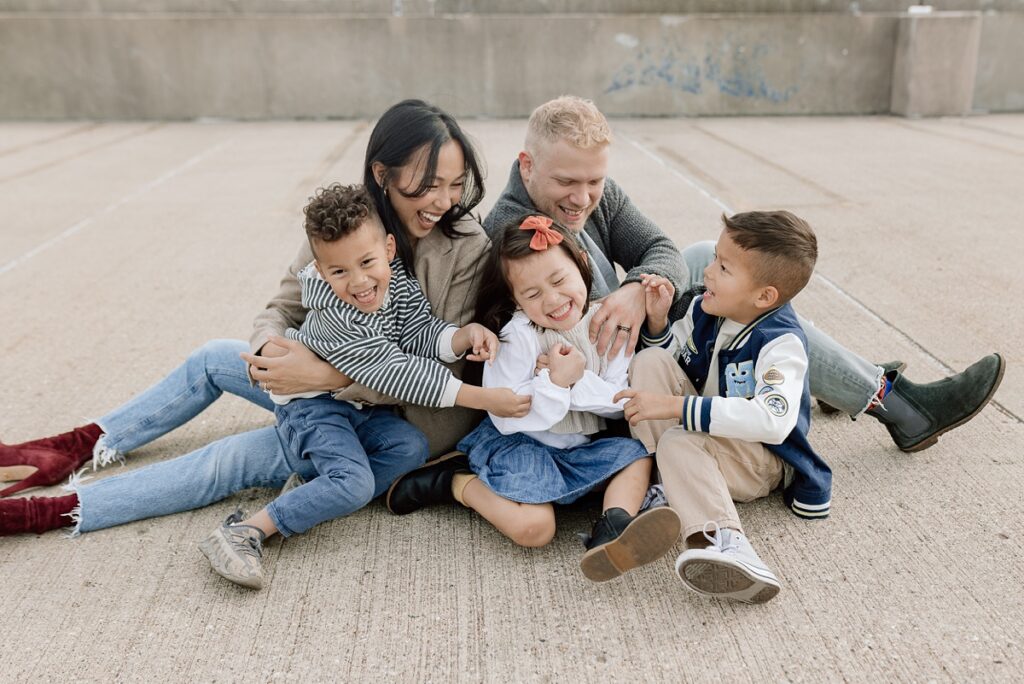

{"left": 0, "top": 136, "right": 237, "bottom": 279}
{"left": 622, "top": 132, "right": 1020, "bottom": 425}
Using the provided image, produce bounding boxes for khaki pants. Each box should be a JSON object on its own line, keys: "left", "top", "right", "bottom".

{"left": 629, "top": 347, "right": 783, "bottom": 539}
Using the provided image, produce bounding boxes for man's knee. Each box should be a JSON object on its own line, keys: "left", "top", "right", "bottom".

{"left": 682, "top": 240, "right": 716, "bottom": 274}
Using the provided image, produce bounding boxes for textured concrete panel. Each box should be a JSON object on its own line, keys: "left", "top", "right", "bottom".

{"left": 0, "top": 13, "right": 900, "bottom": 119}
{"left": 974, "top": 12, "right": 1024, "bottom": 112}
{"left": 3, "top": 0, "right": 1024, "bottom": 13}
{"left": 891, "top": 11, "right": 982, "bottom": 117}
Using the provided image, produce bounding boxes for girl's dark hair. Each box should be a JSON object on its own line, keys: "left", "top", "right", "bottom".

{"left": 362, "top": 99, "right": 486, "bottom": 275}
{"left": 473, "top": 213, "right": 593, "bottom": 335}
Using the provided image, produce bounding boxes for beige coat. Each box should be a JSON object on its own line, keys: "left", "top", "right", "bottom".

{"left": 250, "top": 219, "right": 491, "bottom": 458}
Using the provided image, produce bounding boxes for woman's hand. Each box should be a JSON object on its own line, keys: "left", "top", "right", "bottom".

{"left": 240, "top": 335, "right": 353, "bottom": 395}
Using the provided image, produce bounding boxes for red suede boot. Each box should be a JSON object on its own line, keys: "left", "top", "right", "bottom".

{"left": 0, "top": 494, "right": 78, "bottom": 535}
{"left": 0, "top": 424, "right": 103, "bottom": 497}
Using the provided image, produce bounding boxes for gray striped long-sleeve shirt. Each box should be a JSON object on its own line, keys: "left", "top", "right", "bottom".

{"left": 285, "top": 259, "right": 463, "bottom": 408}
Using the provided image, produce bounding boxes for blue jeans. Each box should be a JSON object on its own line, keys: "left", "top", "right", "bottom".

{"left": 268, "top": 397, "right": 427, "bottom": 536}
{"left": 94, "top": 339, "right": 274, "bottom": 460}
{"left": 74, "top": 339, "right": 425, "bottom": 533}
{"left": 682, "top": 241, "right": 882, "bottom": 416}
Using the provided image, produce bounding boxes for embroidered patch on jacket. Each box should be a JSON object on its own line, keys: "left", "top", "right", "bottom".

{"left": 763, "top": 367, "right": 785, "bottom": 385}
{"left": 680, "top": 334, "right": 699, "bottom": 365}
{"left": 764, "top": 394, "right": 789, "bottom": 416}
{"left": 725, "top": 360, "right": 756, "bottom": 398}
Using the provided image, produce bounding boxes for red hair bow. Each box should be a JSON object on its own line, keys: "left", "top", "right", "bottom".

{"left": 520, "top": 215, "right": 563, "bottom": 251}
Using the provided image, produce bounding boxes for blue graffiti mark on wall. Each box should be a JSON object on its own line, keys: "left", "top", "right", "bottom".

{"left": 606, "top": 41, "right": 798, "bottom": 103}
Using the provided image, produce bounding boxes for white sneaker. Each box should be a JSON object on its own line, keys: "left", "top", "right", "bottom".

{"left": 675, "top": 522, "right": 780, "bottom": 604}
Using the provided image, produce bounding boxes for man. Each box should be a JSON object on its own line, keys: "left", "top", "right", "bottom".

{"left": 482, "top": 95, "right": 1004, "bottom": 453}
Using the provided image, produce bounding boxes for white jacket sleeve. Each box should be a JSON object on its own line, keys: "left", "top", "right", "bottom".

{"left": 679, "top": 333, "right": 808, "bottom": 445}
{"left": 567, "top": 346, "right": 630, "bottom": 417}
{"left": 483, "top": 319, "right": 571, "bottom": 435}
{"left": 643, "top": 297, "right": 698, "bottom": 360}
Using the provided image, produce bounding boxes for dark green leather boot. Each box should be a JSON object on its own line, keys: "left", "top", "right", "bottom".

{"left": 868, "top": 353, "right": 1005, "bottom": 452}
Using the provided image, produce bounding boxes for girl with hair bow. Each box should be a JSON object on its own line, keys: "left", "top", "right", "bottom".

{"left": 387, "top": 213, "right": 681, "bottom": 582}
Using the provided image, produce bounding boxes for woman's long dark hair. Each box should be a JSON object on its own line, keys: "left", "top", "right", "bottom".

{"left": 473, "top": 213, "right": 593, "bottom": 336}
{"left": 362, "top": 99, "right": 486, "bottom": 275}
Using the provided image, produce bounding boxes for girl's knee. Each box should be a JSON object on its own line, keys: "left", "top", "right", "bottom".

{"left": 506, "top": 507, "right": 556, "bottom": 548}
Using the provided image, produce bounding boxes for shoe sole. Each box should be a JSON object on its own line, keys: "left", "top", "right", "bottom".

{"left": 676, "top": 552, "right": 780, "bottom": 604}
{"left": 818, "top": 361, "right": 908, "bottom": 415}
{"left": 198, "top": 533, "right": 264, "bottom": 590}
{"left": 900, "top": 353, "right": 1005, "bottom": 453}
{"left": 385, "top": 450, "right": 465, "bottom": 515}
{"left": 0, "top": 465, "right": 37, "bottom": 482}
{"left": 579, "top": 507, "right": 681, "bottom": 583}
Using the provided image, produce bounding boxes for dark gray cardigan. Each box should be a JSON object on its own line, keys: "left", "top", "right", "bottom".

{"left": 484, "top": 161, "right": 694, "bottom": 323}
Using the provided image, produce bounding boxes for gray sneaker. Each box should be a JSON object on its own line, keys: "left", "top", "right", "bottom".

{"left": 675, "top": 522, "right": 780, "bottom": 604}
{"left": 198, "top": 510, "right": 266, "bottom": 590}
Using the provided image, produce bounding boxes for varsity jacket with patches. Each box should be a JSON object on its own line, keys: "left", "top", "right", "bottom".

{"left": 643, "top": 297, "right": 832, "bottom": 519}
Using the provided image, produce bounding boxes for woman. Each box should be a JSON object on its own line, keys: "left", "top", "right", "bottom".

{"left": 0, "top": 100, "right": 490, "bottom": 537}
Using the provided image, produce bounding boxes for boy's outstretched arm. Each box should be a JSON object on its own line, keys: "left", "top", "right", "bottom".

{"left": 451, "top": 323, "right": 500, "bottom": 364}
{"left": 640, "top": 273, "right": 675, "bottom": 337}
{"left": 614, "top": 389, "right": 684, "bottom": 426}
{"left": 456, "top": 385, "right": 531, "bottom": 417}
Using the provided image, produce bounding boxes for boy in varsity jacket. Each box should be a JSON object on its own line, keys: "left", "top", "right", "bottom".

{"left": 200, "top": 184, "right": 528, "bottom": 590}
{"left": 615, "top": 209, "right": 830, "bottom": 605}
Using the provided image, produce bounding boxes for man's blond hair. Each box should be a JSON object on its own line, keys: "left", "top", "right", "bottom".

{"left": 525, "top": 96, "right": 612, "bottom": 154}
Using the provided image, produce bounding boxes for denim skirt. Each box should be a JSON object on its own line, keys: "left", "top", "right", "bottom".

{"left": 457, "top": 418, "right": 649, "bottom": 505}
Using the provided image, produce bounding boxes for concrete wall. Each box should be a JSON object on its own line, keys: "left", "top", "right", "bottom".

{"left": 3, "top": 1, "right": 1024, "bottom": 13}
{"left": 974, "top": 12, "right": 1024, "bottom": 111}
{"left": 0, "top": 4, "right": 1019, "bottom": 118}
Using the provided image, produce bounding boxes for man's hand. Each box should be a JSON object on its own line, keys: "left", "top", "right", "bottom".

{"left": 546, "top": 342, "right": 586, "bottom": 388}
{"left": 640, "top": 273, "right": 675, "bottom": 337}
{"left": 589, "top": 282, "right": 646, "bottom": 358}
{"left": 613, "top": 388, "right": 684, "bottom": 426}
{"left": 454, "top": 323, "right": 500, "bottom": 364}
{"left": 241, "top": 335, "right": 353, "bottom": 394}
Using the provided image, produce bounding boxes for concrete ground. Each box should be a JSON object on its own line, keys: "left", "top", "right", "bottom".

{"left": 0, "top": 115, "right": 1021, "bottom": 682}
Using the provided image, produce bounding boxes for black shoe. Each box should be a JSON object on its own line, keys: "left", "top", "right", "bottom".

{"left": 385, "top": 451, "right": 469, "bottom": 515}
{"left": 818, "top": 360, "right": 906, "bottom": 415}
{"left": 868, "top": 353, "right": 1005, "bottom": 452}
{"left": 579, "top": 506, "right": 681, "bottom": 583}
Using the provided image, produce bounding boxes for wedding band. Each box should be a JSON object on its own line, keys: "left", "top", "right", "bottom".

{"left": 616, "top": 325, "right": 632, "bottom": 333}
